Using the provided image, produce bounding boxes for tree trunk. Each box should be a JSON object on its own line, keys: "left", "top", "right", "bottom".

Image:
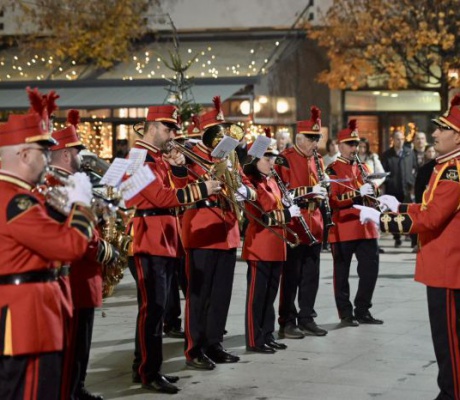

{"left": 439, "top": 75, "right": 450, "bottom": 112}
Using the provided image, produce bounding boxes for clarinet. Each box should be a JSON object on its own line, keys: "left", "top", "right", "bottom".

{"left": 270, "top": 168, "right": 318, "bottom": 245}
{"left": 354, "top": 154, "right": 382, "bottom": 211}
{"left": 312, "top": 149, "right": 335, "bottom": 228}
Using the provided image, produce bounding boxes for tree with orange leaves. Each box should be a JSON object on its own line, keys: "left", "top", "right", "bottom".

{"left": 307, "top": 0, "right": 460, "bottom": 110}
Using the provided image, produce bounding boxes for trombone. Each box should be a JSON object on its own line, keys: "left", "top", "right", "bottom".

{"left": 167, "top": 139, "right": 300, "bottom": 248}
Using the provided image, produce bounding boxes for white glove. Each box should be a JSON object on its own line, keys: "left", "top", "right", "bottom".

{"left": 359, "top": 183, "right": 374, "bottom": 197}
{"left": 353, "top": 205, "right": 381, "bottom": 226}
{"left": 311, "top": 184, "right": 327, "bottom": 198}
{"left": 377, "top": 194, "right": 400, "bottom": 213}
{"left": 288, "top": 204, "right": 301, "bottom": 218}
{"left": 235, "top": 185, "right": 247, "bottom": 202}
{"left": 66, "top": 172, "right": 93, "bottom": 208}
{"left": 282, "top": 191, "right": 295, "bottom": 207}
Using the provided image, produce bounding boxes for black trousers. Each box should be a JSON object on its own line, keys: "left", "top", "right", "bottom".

{"left": 184, "top": 248, "right": 236, "bottom": 360}
{"left": 278, "top": 243, "right": 321, "bottom": 327}
{"left": 134, "top": 254, "right": 175, "bottom": 383}
{"left": 0, "top": 352, "right": 62, "bottom": 400}
{"left": 427, "top": 286, "right": 460, "bottom": 400}
{"left": 61, "top": 308, "right": 95, "bottom": 400}
{"left": 164, "top": 257, "right": 187, "bottom": 332}
{"left": 245, "top": 260, "right": 282, "bottom": 348}
{"left": 331, "top": 239, "right": 379, "bottom": 318}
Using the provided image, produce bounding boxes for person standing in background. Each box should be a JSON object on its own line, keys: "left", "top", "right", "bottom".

{"left": 381, "top": 130, "right": 417, "bottom": 248}
{"left": 323, "top": 138, "right": 339, "bottom": 167}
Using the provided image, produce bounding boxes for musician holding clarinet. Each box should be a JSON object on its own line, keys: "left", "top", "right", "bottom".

{"left": 325, "top": 120, "right": 384, "bottom": 327}
{"left": 274, "top": 106, "right": 328, "bottom": 338}
{"left": 242, "top": 133, "right": 301, "bottom": 354}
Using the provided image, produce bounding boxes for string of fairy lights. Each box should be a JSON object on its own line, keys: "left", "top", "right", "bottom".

{"left": 0, "top": 40, "right": 277, "bottom": 82}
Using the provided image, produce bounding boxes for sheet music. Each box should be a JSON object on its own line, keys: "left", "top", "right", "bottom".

{"left": 99, "top": 158, "right": 133, "bottom": 187}
{"left": 126, "top": 148, "right": 148, "bottom": 175}
{"left": 210, "top": 135, "right": 239, "bottom": 159}
{"left": 120, "top": 165, "right": 156, "bottom": 201}
{"left": 248, "top": 135, "right": 272, "bottom": 159}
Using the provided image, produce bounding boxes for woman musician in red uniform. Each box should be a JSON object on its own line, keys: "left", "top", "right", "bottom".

{"left": 242, "top": 134, "right": 301, "bottom": 353}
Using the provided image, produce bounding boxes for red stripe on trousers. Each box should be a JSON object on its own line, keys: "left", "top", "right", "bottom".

{"left": 184, "top": 251, "right": 194, "bottom": 359}
{"left": 447, "top": 290, "right": 460, "bottom": 400}
{"left": 60, "top": 311, "right": 79, "bottom": 399}
{"left": 135, "top": 256, "right": 149, "bottom": 382}
{"left": 23, "top": 356, "right": 39, "bottom": 400}
{"left": 247, "top": 261, "right": 257, "bottom": 347}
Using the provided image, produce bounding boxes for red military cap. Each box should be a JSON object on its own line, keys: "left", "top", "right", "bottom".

{"left": 338, "top": 119, "right": 360, "bottom": 143}
{"left": 51, "top": 109, "right": 85, "bottom": 151}
{"left": 200, "top": 96, "right": 226, "bottom": 130}
{"left": 297, "top": 106, "right": 322, "bottom": 135}
{"left": 146, "top": 105, "right": 180, "bottom": 129}
{"left": 0, "top": 87, "right": 58, "bottom": 147}
{"left": 432, "top": 95, "right": 460, "bottom": 132}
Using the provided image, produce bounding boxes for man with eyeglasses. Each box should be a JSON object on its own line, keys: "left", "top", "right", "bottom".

{"left": 274, "top": 106, "right": 328, "bottom": 339}
{"left": 0, "top": 101, "right": 96, "bottom": 399}
{"left": 325, "top": 120, "right": 383, "bottom": 327}
{"left": 355, "top": 96, "right": 460, "bottom": 400}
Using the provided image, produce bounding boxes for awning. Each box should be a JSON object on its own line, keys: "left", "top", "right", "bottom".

{"left": 0, "top": 81, "right": 248, "bottom": 110}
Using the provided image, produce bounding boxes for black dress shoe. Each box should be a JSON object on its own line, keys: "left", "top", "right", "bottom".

{"left": 162, "top": 374, "right": 180, "bottom": 384}
{"left": 341, "top": 316, "right": 359, "bottom": 327}
{"left": 186, "top": 354, "right": 216, "bottom": 370}
{"left": 246, "top": 344, "right": 276, "bottom": 354}
{"left": 142, "top": 375, "right": 179, "bottom": 394}
{"left": 266, "top": 340, "right": 287, "bottom": 350}
{"left": 206, "top": 347, "right": 240, "bottom": 363}
{"left": 356, "top": 313, "right": 384, "bottom": 325}
{"left": 164, "top": 327, "right": 185, "bottom": 339}
{"left": 76, "top": 387, "right": 104, "bottom": 400}
{"left": 278, "top": 324, "right": 304, "bottom": 339}
{"left": 299, "top": 321, "right": 328, "bottom": 336}
{"left": 132, "top": 370, "right": 141, "bottom": 383}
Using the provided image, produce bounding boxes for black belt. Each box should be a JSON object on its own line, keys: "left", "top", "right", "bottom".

{"left": 134, "top": 208, "right": 176, "bottom": 217}
{"left": 193, "top": 200, "right": 221, "bottom": 209}
{"left": 0, "top": 266, "right": 70, "bottom": 285}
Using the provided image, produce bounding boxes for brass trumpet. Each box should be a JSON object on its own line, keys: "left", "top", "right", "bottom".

{"left": 167, "top": 139, "right": 300, "bottom": 248}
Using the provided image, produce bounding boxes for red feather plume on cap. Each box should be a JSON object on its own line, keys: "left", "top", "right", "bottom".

{"left": 45, "top": 91, "right": 59, "bottom": 117}
{"left": 348, "top": 119, "right": 357, "bottom": 130}
{"left": 264, "top": 127, "right": 272, "bottom": 138}
{"left": 310, "top": 106, "right": 321, "bottom": 122}
{"left": 213, "top": 96, "right": 221, "bottom": 113}
{"left": 450, "top": 95, "right": 460, "bottom": 108}
{"left": 67, "top": 109, "right": 80, "bottom": 128}
{"left": 191, "top": 114, "right": 201, "bottom": 128}
{"left": 27, "top": 86, "right": 45, "bottom": 117}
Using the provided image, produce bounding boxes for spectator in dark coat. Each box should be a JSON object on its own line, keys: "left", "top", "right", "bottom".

{"left": 381, "top": 130, "right": 417, "bottom": 248}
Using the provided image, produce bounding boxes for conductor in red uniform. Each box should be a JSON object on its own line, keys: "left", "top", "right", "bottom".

{"left": 126, "top": 105, "right": 221, "bottom": 394}
{"left": 0, "top": 100, "right": 96, "bottom": 400}
{"left": 274, "top": 106, "right": 328, "bottom": 338}
{"left": 326, "top": 120, "right": 383, "bottom": 327}
{"left": 356, "top": 96, "right": 460, "bottom": 400}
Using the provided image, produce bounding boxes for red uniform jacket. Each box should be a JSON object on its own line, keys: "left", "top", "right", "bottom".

{"left": 182, "top": 143, "right": 255, "bottom": 250}
{"left": 0, "top": 171, "right": 94, "bottom": 356}
{"left": 47, "top": 166, "right": 103, "bottom": 309}
{"left": 326, "top": 156, "right": 379, "bottom": 243}
{"left": 126, "top": 140, "right": 209, "bottom": 257}
{"left": 274, "top": 145, "right": 324, "bottom": 244}
{"left": 242, "top": 176, "right": 290, "bottom": 261}
{"left": 379, "top": 149, "right": 460, "bottom": 288}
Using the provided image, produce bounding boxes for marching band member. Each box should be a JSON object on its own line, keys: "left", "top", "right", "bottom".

{"left": 356, "top": 96, "right": 460, "bottom": 400}
{"left": 48, "top": 110, "right": 116, "bottom": 400}
{"left": 182, "top": 96, "right": 256, "bottom": 370}
{"left": 126, "top": 105, "right": 221, "bottom": 394}
{"left": 274, "top": 106, "right": 328, "bottom": 339}
{"left": 326, "top": 120, "right": 383, "bottom": 327}
{"left": 0, "top": 94, "right": 96, "bottom": 399}
{"left": 242, "top": 133, "right": 300, "bottom": 353}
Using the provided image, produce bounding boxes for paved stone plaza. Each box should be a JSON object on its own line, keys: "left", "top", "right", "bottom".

{"left": 86, "top": 234, "right": 438, "bottom": 399}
